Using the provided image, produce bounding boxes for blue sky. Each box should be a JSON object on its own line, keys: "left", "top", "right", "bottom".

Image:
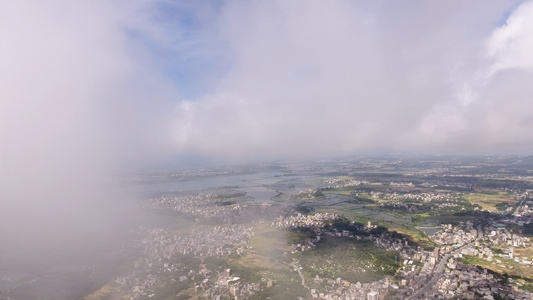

{"left": 127, "top": 0, "right": 230, "bottom": 100}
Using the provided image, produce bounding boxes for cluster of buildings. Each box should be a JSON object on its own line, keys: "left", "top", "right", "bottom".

{"left": 424, "top": 261, "right": 532, "bottom": 299}
{"left": 114, "top": 225, "right": 254, "bottom": 299}
{"left": 405, "top": 215, "right": 533, "bottom": 299}
{"left": 272, "top": 215, "right": 444, "bottom": 299}
{"left": 271, "top": 212, "right": 339, "bottom": 229}
{"left": 431, "top": 224, "right": 477, "bottom": 246}
{"left": 294, "top": 188, "right": 323, "bottom": 199}
{"left": 202, "top": 269, "right": 267, "bottom": 300}
{"left": 457, "top": 221, "right": 533, "bottom": 271}
{"left": 513, "top": 201, "right": 533, "bottom": 217}
{"left": 298, "top": 230, "right": 456, "bottom": 300}
{"left": 308, "top": 276, "right": 392, "bottom": 300}
{"left": 369, "top": 191, "right": 461, "bottom": 202}
{"left": 419, "top": 180, "right": 474, "bottom": 190}
{"left": 484, "top": 225, "right": 530, "bottom": 248}
{"left": 145, "top": 225, "right": 253, "bottom": 258}
{"left": 391, "top": 249, "right": 445, "bottom": 298}
{"left": 388, "top": 182, "right": 415, "bottom": 187}
{"left": 321, "top": 178, "right": 368, "bottom": 189}
{"left": 378, "top": 201, "right": 421, "bottom": 212}
{"left": 123, "top": 187, "right": 533, "bottom": 300}
{"left": 146, "top": 194, "right": 284, "bottom": 223}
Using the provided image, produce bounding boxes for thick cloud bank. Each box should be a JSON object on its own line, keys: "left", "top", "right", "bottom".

{"left": 167, "top": 0, "right": 533, "bottom": 160}
{"left": 0, "top": 1, "right": 174, "bottom": 259}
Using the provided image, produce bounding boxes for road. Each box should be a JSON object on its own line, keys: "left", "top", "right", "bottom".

{"left": 408, "top": 224, "right": 482, "bottom": 300}
{"left": 513, "top": 195, "right": 527, "bottom": 217}
{"left": 288, "top": 262, "right": 310, "bottom": 291}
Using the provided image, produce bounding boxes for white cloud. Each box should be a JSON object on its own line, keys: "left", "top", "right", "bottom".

{"left": 413, "top": 0, "right": 533, "bottom": 152}
{"left": 168, "top": 0, "right": 530, "bottom": 159}
{"left": 0, "top": 0, "right": 176, "bottom": 259}
{"left": 486, "top": 0, "right": 533, "bottom": 76}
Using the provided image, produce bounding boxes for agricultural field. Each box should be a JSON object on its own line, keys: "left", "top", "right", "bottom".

{"left": 463, "top": 191, "right": 516, "bottom": 211}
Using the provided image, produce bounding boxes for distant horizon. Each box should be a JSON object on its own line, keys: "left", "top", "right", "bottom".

{"left": 142, "top": 152, "right": 533, "bottom": 173}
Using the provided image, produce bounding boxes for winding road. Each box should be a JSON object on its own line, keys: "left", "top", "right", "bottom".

{"left": 288, "top": 262, "right": 310, "bottom": 291}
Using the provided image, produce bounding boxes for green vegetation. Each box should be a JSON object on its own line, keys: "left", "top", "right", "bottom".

{"left": 291, "top": 235, "right": 400, "bottom": 284}
{"left": 325, "top": 218, "right": 368, "bottom": 235}
{"left": 212, "top": 192, "right": 247, "bottom": 199}
{"left": 522, "top": 223, "right": 533, "bottom": 236}
{"left": 295, "top": 204, "right": 313, "bottom": 214}
{"left": 150, "top": 281, "right": 192, "bottom": 300}
{"left": 460, "top": 253, "right": 533, "bottom": 286}
{"left": 216, "top": 200, "right": 237, "bottom": 206}
{"left": 228, "top": 260, "right": 264, "bottom": 282}
{"left": 460, "top": 255, "right": 488, "bottom": 266}
{"left": 463, "top": 192, "right": 514, "bottom": 211}
{"left": 286, "top": 227, "right": 316, "bottom": 245}
{"left": 495, "top": 202, "right": 512, "bottom": 211}
{"left": 227, "top": 224, "right": 313, "bottom": 299}
{"left": 322, "top": 189, "right": 353, "bottom": 195}
{"left": 348, "top": 195, "right": 375, "bottom": 204}
{"left": 246, "top": 224, "right": 288, "bottom": 265}
{"left": 249, "top": 269, "right": 309, "bottom": 299}
{"left": 431, "top": 211, "right": 497, "bottom": 224}
{"left": 389, "top": 226, "right": 436, "bottom": 250}
{"left": 290, "top": 190, "right": 324, "bottom": 200}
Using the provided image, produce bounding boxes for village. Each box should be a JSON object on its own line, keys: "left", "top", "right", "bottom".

{"left": 95, "top": 170, "right": 533, "bottom": 300}
{"left": 113, "top": 224, "right": 254, "bottom": 299}
{"left": 145, "top": 194, "right": 286, "bottom": 223}
{"left": 112, "top": 197, "right": 533, "bottom": 300}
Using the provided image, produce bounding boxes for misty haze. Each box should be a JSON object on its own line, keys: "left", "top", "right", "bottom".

{"left": 3, "top": 1, "right": 533, "bottom": 300}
